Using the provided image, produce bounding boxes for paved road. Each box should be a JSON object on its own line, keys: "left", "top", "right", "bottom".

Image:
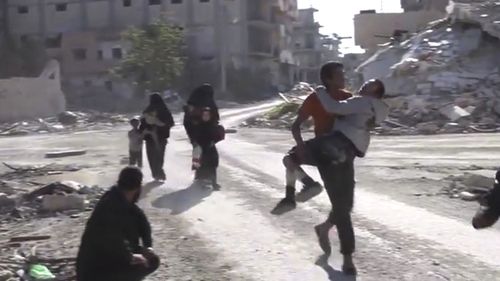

{"left": 1, "top": 102, "right": 499, "bottom": 280}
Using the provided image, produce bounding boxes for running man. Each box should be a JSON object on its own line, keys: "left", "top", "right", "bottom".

{"left": 278, "top": 62, "right": 352, "bottom": 208}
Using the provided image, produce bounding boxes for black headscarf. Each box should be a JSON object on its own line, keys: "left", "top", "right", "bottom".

{"left": 144, "top": 93, "right": 174, "bottom": 126}
{"left": 188, "top": 84, "right": 218, "bottom": 110}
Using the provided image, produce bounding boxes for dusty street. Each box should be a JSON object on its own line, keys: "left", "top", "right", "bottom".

{"left": 1, "top": 101, "right": 499, "bottom": 281}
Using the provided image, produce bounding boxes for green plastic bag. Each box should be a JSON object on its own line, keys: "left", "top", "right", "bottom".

{"left": 29, "top": 264, "right": 55, "bottom": 280}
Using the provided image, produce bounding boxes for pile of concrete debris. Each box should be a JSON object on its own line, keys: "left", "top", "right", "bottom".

{"left": 0, "top": 163, "right": 104, "bottom": 223}
{"left": 442, "top": 171, "right": 496, "bottom": 201}
{"left": 358, "top": 0, "right": 500, "bottom": 135}
{"left": 241, "top": 83, "right": 314, "bottom": 131}
{"left": 0, "top": 111, "right": 130, "bottom": 137}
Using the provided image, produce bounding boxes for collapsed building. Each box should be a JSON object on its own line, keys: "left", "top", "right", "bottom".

{"left": 356, "top": 0, "right": 500, "bottom": 134}
{"left": 0, "top": 60, "right": 66, "bottom": 122}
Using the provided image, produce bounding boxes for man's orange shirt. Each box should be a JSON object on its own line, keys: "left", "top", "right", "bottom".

{"left": 299, "top": 89, "right": 352, "bottom": 137}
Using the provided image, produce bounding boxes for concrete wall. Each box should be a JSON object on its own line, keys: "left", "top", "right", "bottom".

{"left": 0, "top": 60, "right": 66, "bottom": 122}
{"left": 354, "top": 10, "right": 445, "bottom": 50}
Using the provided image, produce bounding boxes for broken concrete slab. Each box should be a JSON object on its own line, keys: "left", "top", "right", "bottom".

{"left": 439, "top": 104, "right": 471, "bottom": 121}
{"left": 57, "top": 111, "right": 78, "bottom": 125}
{"left": 44, "top": 150, "right": 87, "bottom": 159}
{"left": 463, "top": 173, "right": 495, "bottom": 189}
{"left": 41, "top": 194, "right": 85, "bottom": 212}
{"left": 0, "top": 194, "right": 15, "bottom": 209}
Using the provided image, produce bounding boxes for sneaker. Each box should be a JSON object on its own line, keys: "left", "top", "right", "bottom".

{"left": 296, "top": 182, "right": 322, "bottom": 202}
{"left": 270, "top": 197, "right": 297, "bottom": 215}
{"left": 314, "top": 223, "right": 332, "bottom": 256}
{"left": 277, "top": 197, "right": 296, "bottom": 207}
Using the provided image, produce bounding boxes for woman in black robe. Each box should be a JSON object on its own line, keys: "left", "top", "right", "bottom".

{"left": 140, "top": 93, "right": 174, "bottom": 181}
{"left": 183, "top": 84, "right": 223, "bottom": 188}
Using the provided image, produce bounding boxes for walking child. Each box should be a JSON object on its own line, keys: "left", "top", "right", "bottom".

{"left": 128, "top": 118, "right": 143, "bottom": 168}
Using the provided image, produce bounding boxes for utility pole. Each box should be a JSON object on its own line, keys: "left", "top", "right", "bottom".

{"left": 218, "top": 0, "right": 228, "bottom": 94}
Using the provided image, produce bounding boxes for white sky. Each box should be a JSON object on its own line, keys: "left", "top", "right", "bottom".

{"left": 298, "top": 0, "right": 403, "bottom": 53}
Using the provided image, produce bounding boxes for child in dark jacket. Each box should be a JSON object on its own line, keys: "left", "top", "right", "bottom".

{"left": 191, "top": 108, "right": 224, "bottom": 190}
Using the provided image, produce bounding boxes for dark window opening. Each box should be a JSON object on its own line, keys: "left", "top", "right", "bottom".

{"left": 55, "top": 3, "right": 67, "bottom": 12}
{"left": 200, "top": 0, "right": 210, "bottom": 2}
{"left": 45, "top": 34, "right": 62, "bottom": 48}
{"left": 18, "top": 6, "right": 29, "bottom": 14}
{"left": 112, "top": 48, "right": 123, "bottom": 59}
{"left": 171, "top": 0, "right": 182, "bottom": 4}
{"left": 105, "top": 81, "right": 113, "bottom": 92}
{"left": 73, "top": 48, "right": 87, "bottom": 61}
{"left": 97, "top": 50, "right": 103, "bottom": 60}
{"left": 123, "top": 0, "right": 132, "bottom": 7}
{"left": 149, "top": 0, "right": 161, "bottom": 5}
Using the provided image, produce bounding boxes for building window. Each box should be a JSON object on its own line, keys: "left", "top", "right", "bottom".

{"left": 171, "top": 0, "right": 182, "bottom": 4}
{"left": 112, "top": 48, "right": 123, "bottom": 59}
{"left": 149, "top": 0, "right": 161, "bottom": 5}
{"left": 55, "top": 3, "right": 67, "bottom": 12}
{"left": 105, "top": 81, "right": 113, "bottom": 92}
{"left": 97, "top": 50, "right": 103, "bottom": 60}
{"left": 123, "top": 0, "right": 132, "bottom": 7}
{"left": 73, "top": 48, "right": 87, "bottom": 61}
{"left": 200, "top": 0, "right": 210, "bottom": 2}
{"left": 45, "top": 34, "right": 62, "bottom": 48}
{"left": 18, "top": 6, "right": 29, "bottom": 14}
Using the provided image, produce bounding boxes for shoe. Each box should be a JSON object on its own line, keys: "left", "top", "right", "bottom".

{"left": 296, "top": 181, "right": 322, "bottom": 202}
{"left": 314, "top": 223, "right": 332, "bottom": 256}
{"left": 278, "top": 197, "right": 296, "bottom": 207}
{"left": 342, "top": 256, "right": 357, "bottom": 276}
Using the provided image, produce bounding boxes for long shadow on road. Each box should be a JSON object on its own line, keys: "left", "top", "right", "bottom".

{"left": 315, "top": 255, "right": 357, "bottom": 281}
{"left": 152, "top": 182, "right": 212, "bottom": 215}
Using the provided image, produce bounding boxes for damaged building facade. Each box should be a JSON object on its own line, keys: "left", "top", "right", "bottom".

{"left": 356, "top": 0, "right": 500, "bottom": 134}
{"left": 6, "top": 0, "right": 300, "bottom": 100}
{"left": 354, "top": 0, "right": 449, "bottom": 52}
{"left": 293, "top": 8, "right": 341, "bottom": 84}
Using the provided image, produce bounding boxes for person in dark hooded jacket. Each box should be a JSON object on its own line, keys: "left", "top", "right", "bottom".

{"left": 139, "top": 93, "right": 174, "bottom": 181}
{"left": 76, "top": 167, "right": 160, "bottom": 281}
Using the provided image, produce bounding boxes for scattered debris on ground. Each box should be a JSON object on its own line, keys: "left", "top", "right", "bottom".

{"left": 441, "top": 172, "right": 495, "bottom": 201}
{"left": 0, "top": 111, "right": 130, "bottom": 137}
{"left": 241, "top": 83, "right": 314, "bottom": 131}
{"left": 45, "top": 150, "right": 87, "bottom": 159}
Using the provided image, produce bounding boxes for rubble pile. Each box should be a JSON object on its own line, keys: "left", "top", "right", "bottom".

{"left": 241, "top": 83, "right": 314, "bottom": 131}
{"left": 0, "top": 163, "right": 103, "bottom": 223}
{"left": 358, "top": 0, "right": 500, "bottom": 135}
{"left": 441, "top": 172, "right": 495, "bottom": 201}
{"left": 0, "top": 111, "right": 130, "bottom": 137}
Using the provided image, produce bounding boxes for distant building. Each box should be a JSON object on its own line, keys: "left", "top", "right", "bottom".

{"left": 6, "top": 0, "right": 298, "bottom": 98}
{"left": 293, "top": 8, "right": 341, "bottom": 84}
{"left": 354, "top": 1, "right": 448, "bottom": 52}
{"left": 401, "top": 0, "right": 449, "bottom": 13}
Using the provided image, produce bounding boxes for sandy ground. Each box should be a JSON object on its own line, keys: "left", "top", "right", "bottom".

{"left": 0, "top": 101, "right": 499, "bottom": 281}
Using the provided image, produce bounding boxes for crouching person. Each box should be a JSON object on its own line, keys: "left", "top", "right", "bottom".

{"left": 76, "top": 167, "right": 160, "bottom": 281}
{"left": 472, "top": 170, "right": 500, "bottom": 229}
{"left": 192, "top": 107, "right": 225, "bottom": 190}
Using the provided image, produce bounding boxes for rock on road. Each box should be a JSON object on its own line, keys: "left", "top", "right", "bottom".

{"left": 0, "top": 101, "right": 499, "bottom": 281}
